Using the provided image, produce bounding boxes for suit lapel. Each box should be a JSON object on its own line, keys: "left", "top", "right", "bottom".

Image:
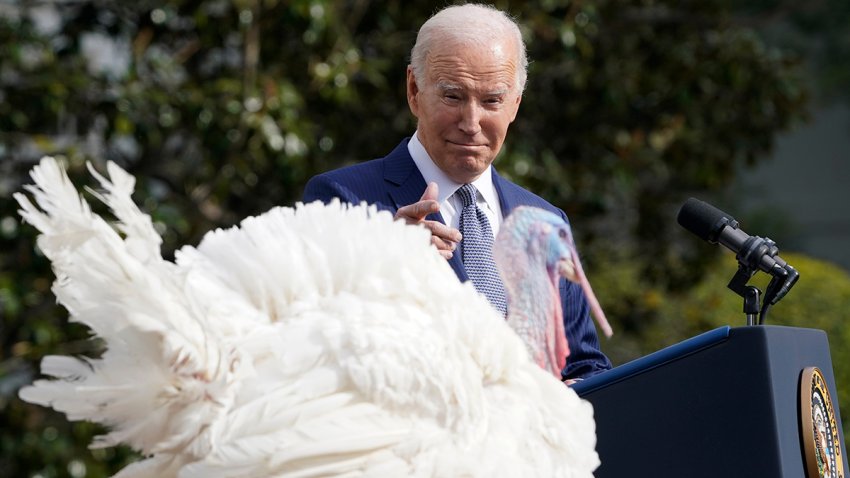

{"left": 493, "top": 169, "right": 519, "bottom": 217}
{"left": 446, "top": 240, "right": 467, "bottom": 281}
{"left": 383, "top": 139, "right": 467, "bottom": 282}
{"left": 383, "top": 140, "right": 442, "bottom": 220}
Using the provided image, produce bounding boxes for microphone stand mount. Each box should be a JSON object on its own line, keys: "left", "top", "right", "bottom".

{"left": 727, "top": 265, "right": 761, "bottom": 326}
{"left": 725, "top": 235, "right": 799, "bottom": 326}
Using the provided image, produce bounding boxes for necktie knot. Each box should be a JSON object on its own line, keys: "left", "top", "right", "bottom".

{"left": 456, "top": 183, "right": 478, "bottom": 208}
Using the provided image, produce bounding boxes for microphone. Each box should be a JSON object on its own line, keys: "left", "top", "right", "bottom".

{"left": 677, "top": 198, "right": 798, "bottom": 305}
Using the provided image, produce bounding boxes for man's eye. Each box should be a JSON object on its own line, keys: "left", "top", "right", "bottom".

{"left": 484, "top": 98, "right": 504, "bottom": 107}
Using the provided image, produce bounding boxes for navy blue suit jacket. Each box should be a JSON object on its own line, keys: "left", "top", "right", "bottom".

{"left": 303, "top": 139, "right": 612, "bottom": 379}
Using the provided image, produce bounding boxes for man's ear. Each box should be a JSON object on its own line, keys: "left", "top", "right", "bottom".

{"left": 407, "top": 66, "right": 420, "bottom": 118}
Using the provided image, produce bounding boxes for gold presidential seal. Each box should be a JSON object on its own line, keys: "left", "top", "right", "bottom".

{"left": 801, "top": 367, "right": 845, "bottom": 478}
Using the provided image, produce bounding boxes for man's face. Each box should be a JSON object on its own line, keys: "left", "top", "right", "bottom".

{"left": 407, "top": 39, "right": 522, "bottom": 184}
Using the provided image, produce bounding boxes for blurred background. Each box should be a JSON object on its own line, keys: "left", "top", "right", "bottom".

{"left": 1, "top": 0, "right": 848, "bottom": 476}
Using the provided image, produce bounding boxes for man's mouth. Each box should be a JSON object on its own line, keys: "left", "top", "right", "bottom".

{"left": 448, "top": 140, "right": 486, "bottom": 148}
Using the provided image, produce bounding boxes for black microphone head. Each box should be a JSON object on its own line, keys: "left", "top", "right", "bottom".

{"left": 677, "top": 198, "right": 739, "bottom": 243}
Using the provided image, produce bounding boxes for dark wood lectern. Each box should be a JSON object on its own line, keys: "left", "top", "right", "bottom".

{"left": 574, "top": 326, "right": 848, "bottom": 478}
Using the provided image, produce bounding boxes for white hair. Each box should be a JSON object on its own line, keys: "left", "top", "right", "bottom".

{"left": 410, "top": 4, "right": 528, "bottom": 92}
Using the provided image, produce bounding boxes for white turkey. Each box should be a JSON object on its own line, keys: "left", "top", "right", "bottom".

{"left": 16, "top": 157, "right": 600, "bottom": 477}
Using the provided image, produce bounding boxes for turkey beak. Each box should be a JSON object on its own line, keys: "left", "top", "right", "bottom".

{"left": 556, "top": 255, "right": 579, "bottom": 283}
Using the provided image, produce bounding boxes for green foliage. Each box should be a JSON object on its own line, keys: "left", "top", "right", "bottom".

{"left": 0, "top": 0, "right": 823, "bottom": 475}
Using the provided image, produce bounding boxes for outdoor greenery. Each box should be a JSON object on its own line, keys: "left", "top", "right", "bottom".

{"left": 0, "top": 0, "right": 847, "bottom": 476}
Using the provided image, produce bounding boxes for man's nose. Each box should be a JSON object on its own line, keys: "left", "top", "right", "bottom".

{"left": 458, "top": 101, "right": 483, "bottom": 135}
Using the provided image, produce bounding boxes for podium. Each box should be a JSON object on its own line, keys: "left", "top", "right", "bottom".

{"left": 574, "top": 325, "right": 848, "bottom": 477}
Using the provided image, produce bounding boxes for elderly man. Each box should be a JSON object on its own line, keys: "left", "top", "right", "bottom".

{"left": 303, "top": 3, "right": 611, "bottom": 380}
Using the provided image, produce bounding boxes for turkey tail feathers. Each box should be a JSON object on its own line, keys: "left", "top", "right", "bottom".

{"left": 16, "top": 157, "right": 235, "bottom": 458}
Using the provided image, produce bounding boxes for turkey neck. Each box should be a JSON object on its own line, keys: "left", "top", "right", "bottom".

{"left": 504, "top": 253, "right": 565, "bottom": 375}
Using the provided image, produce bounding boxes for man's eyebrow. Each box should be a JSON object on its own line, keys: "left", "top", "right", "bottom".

{"left": 435, "top": 82, "right": 510, "bottom": 97}
{"left": 485, "top": 88, "right": 509, "bottom": 96}
{"left": 436, "top": 82, "right": 462, "bottom": 93}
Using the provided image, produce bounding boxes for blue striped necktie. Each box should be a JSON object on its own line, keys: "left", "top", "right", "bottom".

{"left": 456, "top": 184, "right": 508, "bottom": 316}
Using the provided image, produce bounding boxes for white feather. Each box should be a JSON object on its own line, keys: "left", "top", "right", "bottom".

{"left": 17, "top": 157, "right": 599, "bottom": 477}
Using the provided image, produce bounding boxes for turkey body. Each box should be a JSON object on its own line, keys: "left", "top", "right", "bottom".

{"left": 16, "top": 158, "right": 599, "bottom": 478}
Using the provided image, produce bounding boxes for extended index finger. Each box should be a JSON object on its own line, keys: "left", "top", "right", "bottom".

{"left": 396, "top": 200, "right": 439, "bottom": 222}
